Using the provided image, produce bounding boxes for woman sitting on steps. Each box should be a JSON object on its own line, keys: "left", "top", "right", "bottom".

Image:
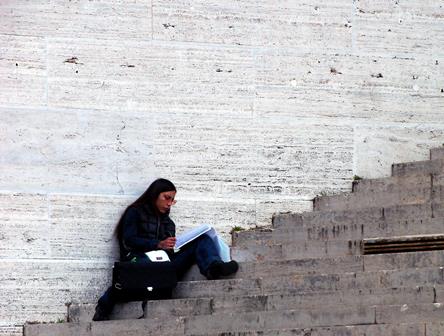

{"left": 93, "top": 178, "right": 239, "bottom": 321}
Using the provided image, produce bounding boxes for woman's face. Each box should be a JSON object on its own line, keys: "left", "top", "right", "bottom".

{"left": 155, "top": 191, "right": 177, "bottom": 214}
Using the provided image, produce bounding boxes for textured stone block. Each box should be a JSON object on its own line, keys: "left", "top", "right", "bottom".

{"left": 0, "top": 1, "right": 152, "bottom": 40}
{"left": 0, "top": 35, "right": 46, "bottom": 107}
{"left": 239, "top": 256, "right": 363, "bottom": 279}
{"left": 0, "top": 260, "right": 111, "bottom": 325}
{"left": 354, "top": 125, "right": 444, "bottom": 179}
{"left": 68, "top": 302, "right": 143, "bottom": 323}
{"left": 24, "top": 322, "right": 92, "bottom": 336}
{"left": 146, "top": 297, "right": 212, "bottom": 318}
{"left": 426, "top": 322, "right": 444, "bottom": 335}
{"left": 185, "top": 310, "right": 263, "bottom": 334}
{"left": 376, "top": 303, "right": 444, "bottom": 324}
{"left": 354, "top": 1, "right": 444, "bottom": 58}
{"left": 47, "top": 39, "right": 255, "bottom": 112}
{"left": 392, "top": 159, "right": 444, "bottom": 177}
{"left": 0, "top": 325, "right": 22, "bottom": 336}
{"left": 173, "top": 278, "right": 262, "bottom": 299}
{"left": 256, "top": 199, "right": 311, "bottom": 228}
{"left": 153, "top": 0, "right": 353, "bottom": 49}
{"left": 262, "top": 306, "right": 375, "bottom": 331}
{"left": 0, "top": 193, "right": 50, "bottom": 258}
{"left": 364, "top": 250, "right": 444, "bottom": 272}
{"left": 314, "top": 184, "right": 431, "bottom": 212}
{"left": 90, "top": 317, "right": 185, "bottom": 336}
{"left": 431, "top": 148, "right": 444, "bottom": 160}
{"left": 0, "top": 106, "right": 156, "bottom": 194}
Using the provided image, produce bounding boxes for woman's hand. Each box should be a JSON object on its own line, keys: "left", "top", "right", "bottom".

{"left": 157, "top": 237, "right": 176, "bottom": 250}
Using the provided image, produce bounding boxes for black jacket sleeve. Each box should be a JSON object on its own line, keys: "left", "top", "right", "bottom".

{"left": 122, "top": 208, "right": 160, "bottom": 252}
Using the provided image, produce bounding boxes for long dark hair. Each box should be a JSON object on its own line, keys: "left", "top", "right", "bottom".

{"left": 115, "top": 178, "right": 176, "bottom": 241}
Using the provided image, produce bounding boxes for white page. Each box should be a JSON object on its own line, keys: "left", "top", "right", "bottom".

{"left": 174, "top": 224, "right": 212, "bottom": 250}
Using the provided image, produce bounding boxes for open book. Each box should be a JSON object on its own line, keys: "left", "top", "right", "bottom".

{"left": 174, "top": 224, "right": 230, "bottom": 261}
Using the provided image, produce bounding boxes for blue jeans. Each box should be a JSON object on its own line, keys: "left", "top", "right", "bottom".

{"left": 97, "top": 234, "right": 220, "bottom": 314}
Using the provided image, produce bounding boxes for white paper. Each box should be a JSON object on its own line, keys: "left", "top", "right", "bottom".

{"left": 174, "top": 224, "right": 212, "bottom": 250}
{"left": 174, "top": 224, "right": 231, "bottom": 261}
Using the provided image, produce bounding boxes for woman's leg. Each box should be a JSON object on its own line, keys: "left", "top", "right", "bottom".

{"left": 93, "top": 286, "right": 116, "bottom": 321}
{"left": 171, "top": 235, "right": 237, "bottom": 279}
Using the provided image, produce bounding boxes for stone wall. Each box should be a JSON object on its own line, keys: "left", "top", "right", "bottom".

{"left": 0, "top": 0, "right": 443, "bottom": 334}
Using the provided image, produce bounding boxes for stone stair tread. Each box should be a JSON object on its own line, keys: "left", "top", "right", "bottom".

{"left": 28, "top": 303, "right": 440, "bottom": 336}
{"left": 173, "top": 265, "right": 444, "bottom": 300}
{"left": 70, "top": 263, "right": 444, "bottom": 322}
{"left": 69, "top": 284, "right": 439, "bottom": 323}
{"left": 431, "top": 147, "right": 444, "bottom": 160}
{"left": 185, "top": 302, "right": 444, "bottom": 335}
{"left": 272, "top": 201, "right": 442, "bottom": 230}
{"left": 24, "top": 316, "right": 185, "bottom": 336}
{"left": 313, "top": 185, "right": 432, "bottom": 212}
{"left": 352, "top": 171, "right": 435, "bottom": 193}
{"left": 392, "top": 158, "right": 444, "bottom": 177}
{"left": 198, "top": 322, "right": 426, "bottom": 336}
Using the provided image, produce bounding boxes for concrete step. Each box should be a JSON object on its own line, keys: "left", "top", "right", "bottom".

{"left": 175, "top": 266, "right": 444, "bottom": 300}
{"left": 184, "top": 302, "right": 444, "bottom": 335}
{"left": 235, "top": 249, "right": 444, "bottom": 278}
{"left": 431, "top": 147, "right": 444, "bottom": 160}
{"left": 69, "top": 250, "right": 444, "bottom": 321}
{"left": 313, "top": 182, "right": 432, "bottom": 212}
{"left": 24, "top": 320, "right": 429, "bottom": 336}
{"left": 233, "top": 216, "right": 444, "bottom": 261}
{"left": 231, "top": 239, "right": 360, "bottom": 261}
{"left": 69, "top": 285, "right": 436, "bottom": 323}
{"left": 199, "top": 322, "right": 426, "bottom": 336}
{"left": 392, "top": 158, "right": 444, "bottom": 177}
{"left": 183, "top": 305, "right": 375, "bottom": 335}
{"left": 351, "top": 172, "right": 431, "bottom": 194}
{"left": 71, "top": 265, "right": 444, "bottom": 321}
{"left": 24, "top": 316, "right": 185, "bottom": 336}
{"left": 273, "top": 202, "right": 439, "bottom": 230}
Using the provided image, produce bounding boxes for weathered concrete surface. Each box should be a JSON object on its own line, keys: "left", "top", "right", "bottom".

{"left": 71, "top": 285, "right": 435, "bottom": 322}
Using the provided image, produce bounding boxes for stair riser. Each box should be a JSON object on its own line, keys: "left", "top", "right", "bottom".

{"left": 431, "top": 148, "right": 444, "bottom": 160}
{"left": 173, "top": 278, "right": 263, "bottom": 299}
{"left": 187, "top": 302, "right": 444, "bottom": 335}
{"left": 392, "top": 159, "right": 444, "bottom": 177}
{"left": 68, "top": 251, "right": 444, "bottom": 322}
{"left": 274, "top": 202, "right": 437, "bottom": 231}
{"left": 172, "top": 267, "right": 443, "bottom": 301}
{"left": 261, "top": 268, "right": 443, "bottom": 295}
{"left": 352, "top": 173, "right": 432, "bottom": 194}
{"left": 233, "top": 239, "right": 361, "bottom": 261}
{"left": 71, "top": 287, "right": 434, "bottom": 323}
{"left": 377, "top": 303, "right": 444, "bottom": 324}
{"left": 313, "top": 187, "right": 432, "bottom": 212}
{"left": 184, "top": 306, "right": 375, "bottom": 335}
{"left": 200, "top": 323, "right": 425, "bottom": 336}
{"left": 68, "top": 302, "right": 143, "bottom": 323}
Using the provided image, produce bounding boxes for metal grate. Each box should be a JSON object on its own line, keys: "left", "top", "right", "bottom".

{"left": 362, "top": 234, "right": 444, "bottom": 255}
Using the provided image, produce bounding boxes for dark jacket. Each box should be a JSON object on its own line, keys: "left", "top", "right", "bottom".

{"left": 119, "top": 204, "right": 176, "bottom": 261}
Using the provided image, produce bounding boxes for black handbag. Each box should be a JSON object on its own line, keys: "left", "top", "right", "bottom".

{"left": 112, "top": 260, "right": 177, "bottom": 302}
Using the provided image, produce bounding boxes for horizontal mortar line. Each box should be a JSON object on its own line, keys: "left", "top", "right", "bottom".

{"left": 0, "top": 189, "right": 311, "bottom": 203}
{"left": 2, "top": 104, "right": 444, "bottom": 129}
{"left": 3, "top": 32, "right": 444, "bottom": 62}
{"left": 2, "top": 104, "right": 444, "bottom": 130}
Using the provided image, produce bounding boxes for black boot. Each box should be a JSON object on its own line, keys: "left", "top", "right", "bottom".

{"left": 207, "top": 260, "right": 239, "bottom": 280}
{"left": 92, "top": 304, "right": 110, "bottom": 321}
